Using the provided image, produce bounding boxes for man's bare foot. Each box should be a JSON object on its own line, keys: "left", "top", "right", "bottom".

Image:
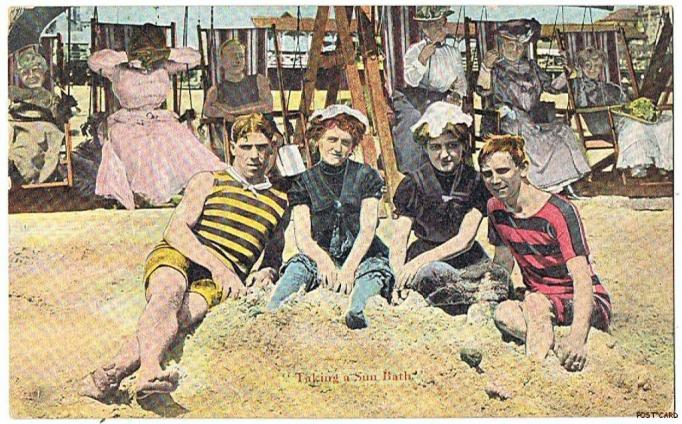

{"left": 135, "top": 369, "right": 180, "bottom": 399}
{"left": 79, "top": 364, "right": 121, "bottom": 402}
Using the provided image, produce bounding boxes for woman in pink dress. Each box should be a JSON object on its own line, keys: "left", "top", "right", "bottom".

{"left": 88, "top": 24, "right": 224, "bottom": 209}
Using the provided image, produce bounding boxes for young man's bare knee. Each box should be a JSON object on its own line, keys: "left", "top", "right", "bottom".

{"left": 522, "top": 293, "right": 554, "bottom": 322}
{"left": 494, "top": 300, "right": 526, "bottom": 340}
{"left": 145, "top": 268, "right": 188, "bottom": 310}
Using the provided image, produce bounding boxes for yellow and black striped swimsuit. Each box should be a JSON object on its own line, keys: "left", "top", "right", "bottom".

{"left": 191, "top": 171, "right": 289, "bottom": 280}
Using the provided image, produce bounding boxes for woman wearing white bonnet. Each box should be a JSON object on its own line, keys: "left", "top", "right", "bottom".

{"left": 390, "top": 101, "right": 509, "bottom": 314}
{"left": 267, "top": 104, "right": 395, "bottom": 330}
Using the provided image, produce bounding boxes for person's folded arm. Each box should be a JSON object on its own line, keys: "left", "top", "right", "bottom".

{"left": 403, "top": 43, "right": 429, "bottom": 88}
{"left": 165, "top": 47, "right": 201, "bottom": 74}
{"left": 87, "top": 49, "right": 128, "bottom": 80}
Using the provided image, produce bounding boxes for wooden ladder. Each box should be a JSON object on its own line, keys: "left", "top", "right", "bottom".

{"left": 292, "top": 6, "right": 402, "bottom": 211}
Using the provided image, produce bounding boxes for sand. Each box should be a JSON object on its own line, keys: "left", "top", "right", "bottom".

{"left": 8, "top": 196, "right": 673, "bottom": 418}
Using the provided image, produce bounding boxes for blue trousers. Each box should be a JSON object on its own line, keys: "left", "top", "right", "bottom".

{"left": 267, "top": 253, "right": 394, "bottom": 313}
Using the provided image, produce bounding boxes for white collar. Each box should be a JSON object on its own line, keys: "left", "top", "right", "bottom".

{"left": 225, "top": 166, "right": 272, "bottom": 195}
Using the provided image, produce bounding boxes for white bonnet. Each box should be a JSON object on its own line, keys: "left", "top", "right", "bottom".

{"left": 410, "top": 101, "right": 473, "bottom": 139}
{"left": 309, "top": 104, "right": 370, "bottom": 133}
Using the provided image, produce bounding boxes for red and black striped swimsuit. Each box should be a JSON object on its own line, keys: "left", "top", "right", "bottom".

{"left": 487, "top": 194, "right": 611, "bottom": 328}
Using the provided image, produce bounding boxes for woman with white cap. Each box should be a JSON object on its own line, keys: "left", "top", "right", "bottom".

{"left": 477, "top": 19, "right": 590, "bottom": 198}
{"left": 390, "top": 101, "right": 509, "bottom": 314}
{"left": 266, "top": 105, "right": 394, "bottom": 330}
{"left": 391, "top": 6, "right": 468, "bottom": 173}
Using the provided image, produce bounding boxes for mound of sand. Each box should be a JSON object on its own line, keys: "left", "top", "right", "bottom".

{"left": 9, "top": 197, "right": 674, "bottom": 418}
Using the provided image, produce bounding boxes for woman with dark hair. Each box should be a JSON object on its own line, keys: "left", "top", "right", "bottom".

{"left": 390, "top": 102, "right": 509, "bottom": 314}
{"left": 266, "top": 105, "right": 394, "bottom": 330}
{"left": 88, "top": 23, "right": 224, "bottom": 209}
{"left": 476, "top": 19, "right": 590, "bottom": 197}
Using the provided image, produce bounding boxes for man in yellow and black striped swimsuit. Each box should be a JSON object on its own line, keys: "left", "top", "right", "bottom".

{"left": 144, "top": 170, "right": 288, "bottom": 308}
{"left": 80, "top": 113, "right": 289, "bottom": 402}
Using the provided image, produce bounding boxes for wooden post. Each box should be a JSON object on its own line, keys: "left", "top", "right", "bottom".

{"left": 356, "top": 6, "right": 402, "bottom": 203}
{"left": 272, "top": 25, "right": 291, "bottom": 144}
{"left": 90, "top": 18, "right": 99, "bottom": 115}
{"left": 334, "top": 6, "right": 377, "bottom": 168}
{"left": 324, "top": 69, "right": 342, "bottom": 106}
{"left": 65, "top": 122, "right": 73, "bottom": 187}
{"left": 293, "top": 6, "right": 329, "bottom": 155}
{"left": 170, "top": 22, "right": 179, "bottom": 114}
{"left": 197, "top": 25, "right": 209, "bottom": 98}
{"left": 556, "top": 29, "right": 586, "bottom": 148}
{"left": 463, "top": 17, "right": 475, "bottom": 148}
{"left": 620, "top": 27, "right": 640, "bottom": 99}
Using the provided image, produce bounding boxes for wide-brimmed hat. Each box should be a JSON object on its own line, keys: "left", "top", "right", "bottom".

{"left": 414, "top": 6, "right": 453, "bottom": 22}
{"left": 497, "top": 18, "right": 541, "bottom": 44}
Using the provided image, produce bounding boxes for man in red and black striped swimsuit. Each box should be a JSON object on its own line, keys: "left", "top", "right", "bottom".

{"left": 478, "top": 135, "right": 611, "bottom": 372}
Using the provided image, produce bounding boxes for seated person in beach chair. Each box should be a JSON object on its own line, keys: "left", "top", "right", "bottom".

{"left": 479, "top": 135, "right": 611, "bottom": 372}
{"left": 9, "top": 46, "right": 74, "bottom": 185}
{"left": 391, "top": 6, "right": 468, "bottom": 173}
{"left": 390, "top": 102, "right": 509, "bottom": 314}
{"left": 203, "top": 39, "right": 274, "bottom": 138}
{"left": 476, "top": 19, "right": 589, "bottom": 198}
{"left": 572, "top": 47, "right": 673, "bottom": 178}
{"left": 80, "top": 113, "right": 289, "bottom": 401}
{"left": 88, "top": 23, "right": 223, "bottom": 210}
{"left": 266, "top": 105, "right": 394, "bottom": 330}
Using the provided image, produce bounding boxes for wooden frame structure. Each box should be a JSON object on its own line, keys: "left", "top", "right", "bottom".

{"left": 292, "top": 6, "right": 402, "bottom": 203}
{"left": 556, "top": 27, "right": 639, "bottom": 176}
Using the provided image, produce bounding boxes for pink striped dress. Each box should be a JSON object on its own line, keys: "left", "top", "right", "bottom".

{"left": 88, "top": 48, "right": 225, "bottom": 209}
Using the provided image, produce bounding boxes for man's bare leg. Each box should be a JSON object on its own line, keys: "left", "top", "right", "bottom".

{"left": 134, "top": 267, "right": 191, "bottom": 393}
{"left": 493, "top": 300, "right": 527, "bottom": 341}
{"left": 522, "top": 293, "right": 555, "bottom": 361}
{"left": 81, "top": 269, "right": 210, "bottom": 401}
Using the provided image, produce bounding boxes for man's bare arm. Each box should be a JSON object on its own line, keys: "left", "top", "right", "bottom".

{"left": 389, "top": 215, "right": 413, "bottom": 273}
{"left": 163, "top": 172, "right": 227, "bottom": 273}
{"left": 492, "top": 244, "right": 515, "bottom": 275}
{"left": 566, "top": 256, "right": 594, "bottom": 343}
